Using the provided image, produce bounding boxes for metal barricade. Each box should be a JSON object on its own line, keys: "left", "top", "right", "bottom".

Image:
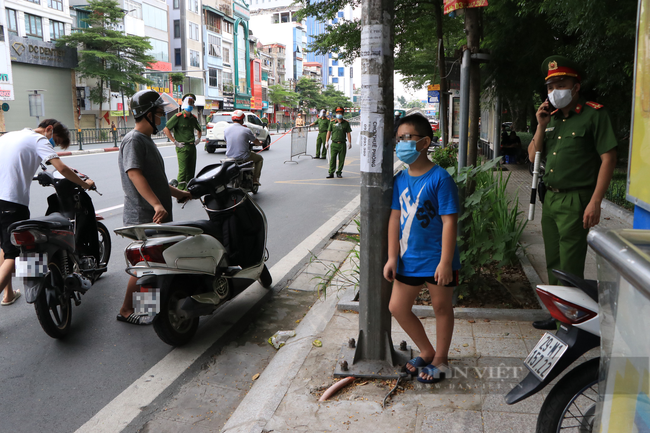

{"left": 284, "top": 126, "right": 311, "bottom": 164}
{"left": 587, "top": 229, "right": 650, "bottom": 432}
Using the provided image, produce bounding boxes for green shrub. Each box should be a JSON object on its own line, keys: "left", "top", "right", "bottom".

{"left": 447, "top": 158, "right": 527, "bottom": 296}
{"left": 430, "top": 145, "right": 458, "bottom": 169}
{"left": 605, "top": 171, "right": 634, "bottom": 210}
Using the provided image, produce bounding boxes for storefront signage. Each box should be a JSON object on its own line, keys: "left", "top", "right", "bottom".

{"left": 233, "top": 2, "right": 250, "bottom": 19}
{"left": 110, "top": 110, "right": 128, "bottom": 117}
{"left": 9, "top": 35, "right": 77, "bottom": 69}
{"left": 0, "top": 85, "right": 13, "bottom": 101}
{"left": 149, "top": 61, "right": 172, "bottom": 72}
{"left": 223, "top": 97, "right": 234, "bottom": 110}
{"left": 234, "top": 97, "right": 250, "bottom": 109}
{"left": 150, "top": 86, "right": 171, "bottom": 94}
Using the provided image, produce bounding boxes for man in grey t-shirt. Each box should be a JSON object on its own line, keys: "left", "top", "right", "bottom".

{"left": 117, "top": 90, "right": 191, "bottom": 326}
{"left": 224, "top": 110, "right": 263, "bottom": 185}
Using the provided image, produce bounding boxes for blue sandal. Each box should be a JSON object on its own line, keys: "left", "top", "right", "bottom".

{"left": 417, "top": 364, "right": 447, "bottom": 384}
{"left": 404, "top": 356, "right": 429, "bottom": 377}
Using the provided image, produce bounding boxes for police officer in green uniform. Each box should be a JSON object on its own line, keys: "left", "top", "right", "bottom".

{"left": 309, "top": 109, "right": 330, "bottom": 159}
{"left": 529, "top": 56, "right": 617, "bottom": 329}
{"left": 163, "top": 93, "right": 202, "bottom": 190}
{"left": 325, "top": 107, "right": 352, "bottom": 178}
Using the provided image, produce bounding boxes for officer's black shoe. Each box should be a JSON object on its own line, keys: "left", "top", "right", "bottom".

{"left": 337, "top": 173, "right": 342, "bottom": 178}
{"left": 532, "top": 317, "right": 557, "bottom": 330}
{"left": 326, "top": 173, "right": 334, "bottom": 179}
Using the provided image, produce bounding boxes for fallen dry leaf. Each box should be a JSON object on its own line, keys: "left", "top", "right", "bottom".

{"left": 252, "top": 373, "right": 260, "bottom": 380}
{"left": 468, "top": 320, "right": 475, "bottom": 323}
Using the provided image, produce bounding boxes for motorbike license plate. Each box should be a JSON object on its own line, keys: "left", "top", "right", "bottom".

{"left": 15, "top": 253, "right": 48, "bottom": 278}
{"left": 524, "top": 332, "right": 569, "bottom": 381}
{"left": 133, "top": 288, "right": 160, "bottom": 316}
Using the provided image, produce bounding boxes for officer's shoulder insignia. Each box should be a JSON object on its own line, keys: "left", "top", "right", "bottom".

{"left": 551, "top": 109, "right": 559, "bottom": 116}
{"left": 175, "top": 112, "right": 183, "bottom": 117}
{"left": 575, "top": 104, "right": 583, "bottom": 114}
{"left": 586, "top": 101, "right": 603, "bottom": 110}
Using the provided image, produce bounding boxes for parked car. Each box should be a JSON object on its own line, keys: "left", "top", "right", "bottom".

{"left": 430, "top": 120, "right": 439, "bottom": 132}
{"left": 204, "top": 111, "right": 271, "bottom": 153}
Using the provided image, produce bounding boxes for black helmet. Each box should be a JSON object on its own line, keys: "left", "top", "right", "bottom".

{"left": 130, "top": 89, "right": 171, "bottom": 119}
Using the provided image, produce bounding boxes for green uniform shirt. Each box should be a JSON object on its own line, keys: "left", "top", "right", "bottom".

{"left": 328, "top": 120, "right": 352, "bottom": 143}
{"left": 166, "top": 111, "right": 201, "bottom": 143}
{"left": 316, "top": 117, "right": 330, "bottom": 133}
{"left": 542, "top": 99, "right": 617, "bottom": 190}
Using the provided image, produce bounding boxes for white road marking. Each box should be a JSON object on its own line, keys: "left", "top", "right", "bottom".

{"left": 95, "top": 204, "right": 124, "bottom": 214}
{"left": 74, "top": 194, "right": 361, "bottom": 433}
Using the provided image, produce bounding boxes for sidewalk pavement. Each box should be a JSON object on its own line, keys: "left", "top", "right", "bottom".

{"left": 136, "top": 161, "right": 631, "bottom": 433}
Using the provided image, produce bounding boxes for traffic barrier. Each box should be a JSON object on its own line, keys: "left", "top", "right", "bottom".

{"left": 284, "top": 126, "right": 312, "bottom": 164}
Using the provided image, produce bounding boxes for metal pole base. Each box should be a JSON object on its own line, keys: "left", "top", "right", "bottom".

{"left": 334, "top": 332, "right": 412, "bottom": 379}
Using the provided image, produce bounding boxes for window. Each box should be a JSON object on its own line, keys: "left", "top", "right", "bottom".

{"left": 6, "top": 9, "right": 17, "bottom": 34}
{"left": 223, "top": 47, "right": 230, "bottom": 64}
{"left": 222, "top": 72, "right": 233, "bottom": 92}
{"left": 189, "top": 22, "right": 199, "bottom": 41}
{"left": 338, "top": 67, "right": 344, "bottom": 77}
{"left": 148, "top": 39, "right": 169, "bottom": 63}
{"left": 75, "top": 10, "right": 90, "bottom": 29}
{"left": 188, "top": 0, "right": 198, "bottom": 13}
{"left": 143, "top": 4, "right": 167, "bottom": 32}
{"left": 50, "top": 20, "right": 65, "bottom": 40}
{"left": 48, "top": 0, "right": 63, "bottom": 11}
{"left": 328, "top": 66, "right": 332, "bottom": 75}
{"left": 190, "top": 50, "right": 200, "bottom": 67}
{"left": 173, "top": 0, "right": 179, "bottom": 9}
{"left": 125, "top": 0, "right": 142, "bottom": 19}
{"left": 332, "top": 59, "right": 338, "bottom": 66}
{"left": 332, "top": 18, "right": 338, "bottom": 24}
{"left": 25, "top": 14, "right": 43, "bottom": 39}
{"left": 175, "top": 48, "right": 181, "bottom": 66}
{"left": 208, "top": 34, "right": 221, "bottom": 57}
{"left": 173, "top": 20, "right": 180, "bottom": 38}
{"left": 26, "top": 0, "right": 39, "bottom": 4}
{"left": 209, "top": 68, "right": 218, "bottom": 87}
{"left": 338, "top": 11, "right": 344, "bottom": 17}
{"left": 332, "top": 78, "right": 339, "bottom": 83}
{"left": 224, "top": 21, "right": 233, "bottom": 34}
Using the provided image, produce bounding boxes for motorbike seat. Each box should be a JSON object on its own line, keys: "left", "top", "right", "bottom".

{"left": 161, "top": 220, "right": 223, "bottom": 241}
{"left": 9, "top": 212, "right": 72, "bottom": 232}
{"left": 551, "top": 269, "right": 598, "bottom": 302}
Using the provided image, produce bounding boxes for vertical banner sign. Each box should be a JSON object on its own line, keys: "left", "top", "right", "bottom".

{"left": 359, "top": 24, "right": 389, "bottom": 173}
{"left": 627, "top": 0, "right": 650, "bottom": 211}
{"left": 444, "top": 0, "right": 488, "bottom": 15}
{"left": 0, "top": 0, "right": 15, "bottom": 101}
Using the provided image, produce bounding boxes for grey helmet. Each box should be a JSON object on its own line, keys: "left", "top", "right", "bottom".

{"left": 130, "top": 89, "right": 171, "bottom": 119}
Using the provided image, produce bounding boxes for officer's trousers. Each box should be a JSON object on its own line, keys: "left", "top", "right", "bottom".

{"left": 329, "top": 142, "right": 347, "bottom": 174}
{"left": 540, "top": 189, "right": 592, "bottom": 285}
{"left": 176, "top": 143, "right": 197, "bottom": 190}
{"left": 315, "top": 132, "right": 327, "bottom": 158}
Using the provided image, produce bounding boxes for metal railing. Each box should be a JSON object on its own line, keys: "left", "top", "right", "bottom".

{"left": 72, "top": 127, "right": 168, "bottom": 149}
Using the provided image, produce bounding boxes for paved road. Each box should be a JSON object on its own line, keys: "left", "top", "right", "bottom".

{"left": 0, "top": 129, "right": 362, "bottom": 433}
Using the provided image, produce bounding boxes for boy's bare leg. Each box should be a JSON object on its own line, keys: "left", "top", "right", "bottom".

{"left": 0, "top": 250, "right": 16, "bottom": 303}
{"left": 421, "top": 284, "right": 454, "bottom": 380}
{"left": 119, "top": 276, "right": 139, "bottom": 318}
{"left": 389, "top": 280, "right": 435, "bottom": 373}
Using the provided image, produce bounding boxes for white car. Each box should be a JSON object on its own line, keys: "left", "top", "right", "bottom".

{"left": 204, "top": 111, "right": 271, "bottom": 153}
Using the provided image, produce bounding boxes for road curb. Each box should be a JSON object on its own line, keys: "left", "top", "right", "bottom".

{"left": 601, "top": 198, "right": 634, "bottom": 225}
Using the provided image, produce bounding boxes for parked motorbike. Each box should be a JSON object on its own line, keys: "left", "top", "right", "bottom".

{"left": 114, "top": 159, "right": 272, "bottom": 347}
{"left": 9, "top": 168, "right": 111, "bottom": 339}
{"left": 505, "top": 270, "right": 600, "bottom": 432}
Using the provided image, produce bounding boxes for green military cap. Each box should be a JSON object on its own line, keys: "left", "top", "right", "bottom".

{"left": 541, "top": 55, "right": 585, "bottom": 84}
{"left": 181, "top": 93, "right": 196, "bottom": 102}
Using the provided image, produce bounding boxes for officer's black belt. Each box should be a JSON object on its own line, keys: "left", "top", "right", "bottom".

{"left": 547, "top": 186, "right": 593, "bottom": 193}
{"left": 333, "top": 141, "right": 345, "bottom": 144}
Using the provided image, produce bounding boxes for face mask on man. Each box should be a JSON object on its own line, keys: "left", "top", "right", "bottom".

{"left": 336, "top": 114, "right": 343, "bottom": 119}
{"left": 548, "top": 85, "right": 576, "bottom": 109}
{"left": 156, "top": 115, "right": 167, "bottom": 133}
{"left": 395, "top": 136, "right": 426, "bottom": 165}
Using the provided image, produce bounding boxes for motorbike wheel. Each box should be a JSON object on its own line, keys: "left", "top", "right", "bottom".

{"left": 206, "top": 146, "right": 215, "bottom": 154}
{"left": 94, "top": 222, "right": 112, "bottom": 281}
{"left": 536, "top": 357, "right": 599, "bottom": 433}
{"left": 259, "top": 264, "right": 272, "bottom": 289}
{"left": 34, "top": 265, "right": 72, "bottom": 339}
{"left": 153, "top": 284, "right": 199, "bottom": 347}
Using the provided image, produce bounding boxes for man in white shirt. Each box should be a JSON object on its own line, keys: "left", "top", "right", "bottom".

{"left": 0, "top": 119, "right": 94, "bottom": 306}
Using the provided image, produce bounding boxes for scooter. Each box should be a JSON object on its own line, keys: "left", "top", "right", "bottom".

{"left": 114, "top": 159, "right": 272, "bottom": 347}
{"left": 9, "top": 168, "right": 111, "bottom": 339}
{"left": 505, "top": 270, "right": 600, "bottom": 433}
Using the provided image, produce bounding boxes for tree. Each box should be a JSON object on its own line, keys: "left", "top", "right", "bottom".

{"left": 57, "top": 0, "right": 154, "bottom": 124}
{"left": 404, "top": 99, "right": 425, "bottom": 109}
{"left": 170, "top": 72, "right": 185, "bottom": 98}
{"left": 321, "top": 85, "right": 353, "bottom": 111}
{"left": 268, "top": 84, "right": 299, "bottom": 108}
{"left": 396, "top": 95, "right": 407, "bottom": 107}
{"left": 295, "top": 76, "right": 325, "bottom": 110}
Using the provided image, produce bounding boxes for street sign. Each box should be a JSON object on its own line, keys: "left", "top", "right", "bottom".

{"left": 427, "top": 84, "right": 441, "bottom": 91}
{"left": 2, "top": 103, "right": 8, "bottom": 112}
{"left": 428, "top": 90, "right": 440, "bottom": 103}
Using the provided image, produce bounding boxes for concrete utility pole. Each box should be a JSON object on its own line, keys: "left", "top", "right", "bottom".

{"left": 458, "top": 48, "right": 470, "bottom": 171}
{"left": 334, "top": 0, "right": 410, "bottom": 379}
{"left": 465, "top": 7, "right": 480, "bottom": 167}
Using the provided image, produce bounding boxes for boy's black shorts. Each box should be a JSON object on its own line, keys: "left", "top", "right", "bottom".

{"left": 0, "top": 200, "right": 30, "bottom": 260}
{"left": 395, "top": 271, "right": 459, "bottom": 288}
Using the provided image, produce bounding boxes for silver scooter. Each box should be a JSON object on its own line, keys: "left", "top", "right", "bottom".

{"left": 115, "top": 160, "right": 271, "bottom": 346}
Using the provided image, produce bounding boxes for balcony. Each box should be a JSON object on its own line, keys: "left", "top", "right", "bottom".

{"left": 277, "top": 66, "right": 286, "bottom": 74}
{"left": 206, "top": 24, "right": 221, "bottom": 34}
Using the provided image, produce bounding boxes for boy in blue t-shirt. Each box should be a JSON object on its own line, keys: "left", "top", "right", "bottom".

{"left": 384, "top": 115, "right": 461, "bottom": 384}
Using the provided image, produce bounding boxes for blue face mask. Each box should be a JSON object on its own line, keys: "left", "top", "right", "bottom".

{"left": 184, "top": 105, "right": 193, "bottom": 113}
{"left": 395, "top": 138, "right": 425, "bottom": 164}
{"left": 336, "top": 114, "right": 343, "bottom": 119}
{"left": 156, "top": 115, "right": 167, "bottom": 133}
{"left": 48, "top": 137, "right": 56, "bottom": 147}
